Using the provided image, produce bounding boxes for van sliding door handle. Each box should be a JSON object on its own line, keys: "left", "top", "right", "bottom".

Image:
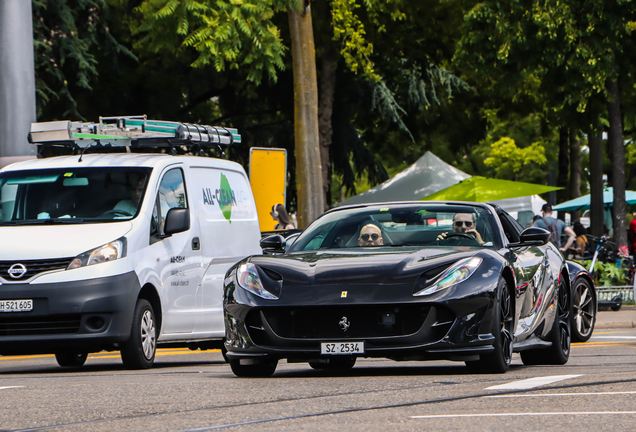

{"left": 192, "top": 237, "right": 200, "bottom": 251}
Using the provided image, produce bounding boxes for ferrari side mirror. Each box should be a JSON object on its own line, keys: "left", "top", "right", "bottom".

{"left": 508, "top": 227, "right": 550, "bottom": 248}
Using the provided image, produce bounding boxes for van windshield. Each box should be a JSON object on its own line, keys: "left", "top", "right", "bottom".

{"left": 0, "top": 167, "right": 152, "bottom": 225}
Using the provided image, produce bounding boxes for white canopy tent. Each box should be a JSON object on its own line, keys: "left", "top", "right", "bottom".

{"left": 335, "top": 151, "right": 470, "bottom": 206}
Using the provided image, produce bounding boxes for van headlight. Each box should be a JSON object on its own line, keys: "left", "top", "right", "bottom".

{"left": 68, "top": 237, "right": 127, "bottom": 269}
{"left": 236, "top": 263, "right": 278, "bottom": 299}
{"left": 414, "top": 257, "right": 482, "bottom": 296}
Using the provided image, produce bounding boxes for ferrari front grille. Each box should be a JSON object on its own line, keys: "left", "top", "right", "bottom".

{"left": 260, "top": 305, "right": 432, "bottom": 339}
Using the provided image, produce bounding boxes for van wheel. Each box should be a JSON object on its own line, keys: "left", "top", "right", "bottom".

{"left": 121, "top": 299, "right": 156, "bottom": 369}
{"left": 55, "top": 351, "right": 88, "bottom": 367}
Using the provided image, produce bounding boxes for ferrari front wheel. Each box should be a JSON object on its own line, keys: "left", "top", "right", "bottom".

{"left": 521, "top": 276, "right": 571, "bottom": 365}
{"left": 229, "top": 358, "right": 278, "bottom": 377}
{"left": 466, "top": 278, "right": 513, "bottom": 374}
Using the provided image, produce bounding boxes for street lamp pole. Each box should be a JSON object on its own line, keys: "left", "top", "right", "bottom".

{"left": 0, "top": 0, "right": 37, "bottom": 168}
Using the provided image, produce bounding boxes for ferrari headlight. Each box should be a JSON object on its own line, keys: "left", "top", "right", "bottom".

{"left": 236, "top": 263, "right": 278, "bottom": 300}
{"left": 68, "top": 237, "right": 127, "bottom": 269}
{"left": 414, "top": 257, "right": 482, "bottom": 296}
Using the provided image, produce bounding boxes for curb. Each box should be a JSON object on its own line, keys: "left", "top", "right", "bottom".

{"left": 595, "top": 322, "right": 636, "bottom": 329}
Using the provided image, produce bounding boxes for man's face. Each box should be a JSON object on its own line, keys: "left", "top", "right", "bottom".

{"left": 131, "top": 180, "right": 144, "bottom": 204}
{"left": 452, "top": 213, "right": 475, "bottom": 234}
{"left": 358, "top": 224, "right": 383, "bottom": 247}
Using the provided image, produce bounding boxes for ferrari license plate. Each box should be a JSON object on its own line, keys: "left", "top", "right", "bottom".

{"left": 0, "top": 299, "right": 33, "bottom": 312}
{"left": 321, "top": 342, "right": 364, "bottom": 355}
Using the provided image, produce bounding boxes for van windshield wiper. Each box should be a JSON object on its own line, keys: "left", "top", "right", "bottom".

{"left": 0, "top": 218, "right": 85, "bottom": 225}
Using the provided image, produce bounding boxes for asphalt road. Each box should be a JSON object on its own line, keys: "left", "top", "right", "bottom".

{"left": 1, "top": 330, "right": 635, "bottom": 432}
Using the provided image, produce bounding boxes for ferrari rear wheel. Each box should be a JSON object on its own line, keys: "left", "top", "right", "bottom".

{"left": 309, "top": 357, "right": 356, "bottom": 371}
{"left": 229, "top": 358, "right": 278, "bottom": 377}
{"left": 571, "top": 278, "right": 596, "bottom": 342}
{"left": 521, "top": 276, "right": 571, "bottom": 365}
{"left": 465, "top": 278, "right": 513, "bottom": 374}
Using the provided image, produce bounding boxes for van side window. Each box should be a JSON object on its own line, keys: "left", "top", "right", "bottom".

{"left": 151, "top": 168, "right": 188, "bottom": 242}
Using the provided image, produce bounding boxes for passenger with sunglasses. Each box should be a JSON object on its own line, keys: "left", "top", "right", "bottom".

{"left": 436, "top": 213, "right": 485, "bottom": 245}
{"left": 358, "top": 223, "right": 384, "bottom": 247}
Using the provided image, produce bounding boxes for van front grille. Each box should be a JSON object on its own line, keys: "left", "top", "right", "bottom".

{"left": 0, "top": 258, "right": 73, "bottom": 282}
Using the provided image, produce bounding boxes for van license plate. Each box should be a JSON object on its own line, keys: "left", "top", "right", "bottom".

{"left": 0, "top": 300, "right": 33, "bottom": 312}
{"left": 321, "top": 342, "right": 364, "bottom": 355}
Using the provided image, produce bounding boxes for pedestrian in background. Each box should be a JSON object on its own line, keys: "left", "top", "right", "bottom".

{"left": 532, "top": 204, "right": 576, "bottom": 252}
{"left": 271, "top": 203, "right": 295, "bottom": 230}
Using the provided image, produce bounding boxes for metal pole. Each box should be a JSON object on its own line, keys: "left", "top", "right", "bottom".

{"left": 0, "top": 0, "right": 37, "bottom": 167}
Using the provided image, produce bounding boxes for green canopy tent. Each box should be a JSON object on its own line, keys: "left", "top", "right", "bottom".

{"left": 421, "top": 176, "right": 561, "bottom": 202}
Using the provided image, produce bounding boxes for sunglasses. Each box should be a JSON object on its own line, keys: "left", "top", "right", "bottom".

{"left": 360, "top": 233, "right": 380, "bottom": 241}
{"left": 454, "top": 221, "right": 473, "bottom": 228}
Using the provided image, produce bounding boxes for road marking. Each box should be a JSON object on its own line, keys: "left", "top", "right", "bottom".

{"left": 487, "top": 391, "right": 636, "bottom": 398}
{"left": 0, "top": 386, "right": 23, "bottom": 390}
{"left": 0, "top": 348, "right": 221, "bottom": 362}
{"left": 411, "top": 412, "right": 636, "bottom": 419}
{"left": 486, "top": 375, "right": 582, "bottom": 390}
{"left": 590, "top": 336, "right": 636, "bottom": 340}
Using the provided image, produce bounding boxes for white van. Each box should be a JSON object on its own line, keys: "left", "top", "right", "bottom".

{"left": 0, "top": 117, "right": 261, "bottom": 368}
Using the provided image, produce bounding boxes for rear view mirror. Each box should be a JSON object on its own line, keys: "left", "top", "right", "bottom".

{"left": 164, "top": 208, "right": 190, "bottom": 235}
{"left": 63, "top": 178, "right": 89, "bottom": 186}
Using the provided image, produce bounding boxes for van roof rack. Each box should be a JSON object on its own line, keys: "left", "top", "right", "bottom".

{"left": 28, "top": 115, "right": 240, "bottom": 156}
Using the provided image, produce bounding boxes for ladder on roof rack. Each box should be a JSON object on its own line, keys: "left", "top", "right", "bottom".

{"left": 28, "top": 115, "right": 241, "bottom": 155}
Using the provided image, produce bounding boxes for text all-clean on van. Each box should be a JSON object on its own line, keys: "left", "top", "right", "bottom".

{"left": 0, "top": 117, "right": 261, "bottom": 368}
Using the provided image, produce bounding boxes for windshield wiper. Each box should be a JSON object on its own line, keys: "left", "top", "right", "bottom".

{"left": 0, "top": 218, "right": 85, "bottom": 226}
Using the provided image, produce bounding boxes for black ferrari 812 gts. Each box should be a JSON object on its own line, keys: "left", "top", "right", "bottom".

{"left": 223, "top": 202, "right": 595, "bottom": 377}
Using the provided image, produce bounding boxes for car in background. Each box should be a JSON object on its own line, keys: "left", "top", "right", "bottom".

{"left": 223, "top": 201, "right": 594, "bottom": 377}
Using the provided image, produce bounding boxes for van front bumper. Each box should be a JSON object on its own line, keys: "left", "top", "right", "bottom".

{"left": 0, "top": 271, "right": 140, "bottom": 355}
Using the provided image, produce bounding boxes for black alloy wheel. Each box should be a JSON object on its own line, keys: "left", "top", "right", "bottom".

{"left": 55, "top": 351, "right": 88, "bottom": 367}
{"left": 121, "top": 299, "right": 156, "bottom": 369}
{"left": 571, "top": 278, "right": 596, "bottom": 342}
{"left": 465, "top": 278, "right": 513, "bottom": 373}
{"left": 309, "top": 357, "right": 357, "bottom": 371}
{"left": 521, "top": 275, "right": 571, "bottom": 365}
{"left": 229, "top": 358, "right": 278, "bottom": 377}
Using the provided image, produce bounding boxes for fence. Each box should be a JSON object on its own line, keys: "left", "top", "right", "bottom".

{"left": 597, "top": 286, "right": 635, "bottom": 304}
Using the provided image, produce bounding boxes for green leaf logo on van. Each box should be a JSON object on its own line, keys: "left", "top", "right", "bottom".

{"left": 219, "top": 173, "right": 234, "bottom": 223}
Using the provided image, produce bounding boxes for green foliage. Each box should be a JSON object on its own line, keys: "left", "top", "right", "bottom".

{"left": 32, "top": 0, "right": 136, "bottom": 118}
{"left": 483, "top": 137, "right": 547, "bottom": 183}
{"left": 579, "top": 259, "right": 628, "bottom": 286}
{"left": 133, "top": 0, "right": 288, "bottom": 84}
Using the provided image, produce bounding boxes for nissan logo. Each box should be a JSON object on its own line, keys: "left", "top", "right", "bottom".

{"left": 8, "top": 263, "right": 27, "bottom": 279}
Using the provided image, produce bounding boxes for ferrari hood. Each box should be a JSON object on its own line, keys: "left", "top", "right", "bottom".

{"left": 249, "top": 247, "right": 480, "bottom": 288}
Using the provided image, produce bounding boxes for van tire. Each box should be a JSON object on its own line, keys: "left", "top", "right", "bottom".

{"left": 121, "top": 299, "right": 156, "bottom": 369}
{"left": 55, "top": 351, "right": 88, "bottom": 367}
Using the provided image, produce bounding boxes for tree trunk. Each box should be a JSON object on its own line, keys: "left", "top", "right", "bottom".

{"left": 288, "top": 1, "right": 324, "bottom": 228}
{"left": 588, "top": 134, "right": 604, "bottom": 237}
{"left": 557, "top": 127, "right": 569, "bottom": 216}
{"left": 568, "top": 129, "right": 582, "bottom": 222}
{"left": 606, "top": 76, "right": 627, "bottom": 247}
{"left": 318, "top": 39, "right": 336, "bottom": 211}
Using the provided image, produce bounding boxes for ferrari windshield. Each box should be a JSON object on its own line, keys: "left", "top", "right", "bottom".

{"left": 0, "top": 167, "right": 151, "bottom": 225}
{"left": 288, "top": 204, "right": 503, "bottom": 251}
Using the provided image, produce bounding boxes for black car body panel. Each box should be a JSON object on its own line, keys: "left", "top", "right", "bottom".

{"left": 224, "top": 202, "right": 580, "bottom": 369}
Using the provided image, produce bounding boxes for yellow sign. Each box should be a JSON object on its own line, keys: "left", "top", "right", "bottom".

{"left": 249, "top": 148, "right": 288, "bottom": 232}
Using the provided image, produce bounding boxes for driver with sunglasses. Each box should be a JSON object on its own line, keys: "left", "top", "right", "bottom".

{"left": 437, "top": 213, "right": 485, "bottom": 245}
{"left": 358, "top": 223, "right": 384, "bottom": 247}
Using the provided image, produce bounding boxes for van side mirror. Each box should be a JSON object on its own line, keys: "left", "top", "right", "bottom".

{"left": 260, "top": 235, "right": 285, "bottom": 253}
{"left": 508, "top": 226, "right": 550, "bottom": 248}
{"left": 164, "top": 208, "right": 190, "bottom": 236}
